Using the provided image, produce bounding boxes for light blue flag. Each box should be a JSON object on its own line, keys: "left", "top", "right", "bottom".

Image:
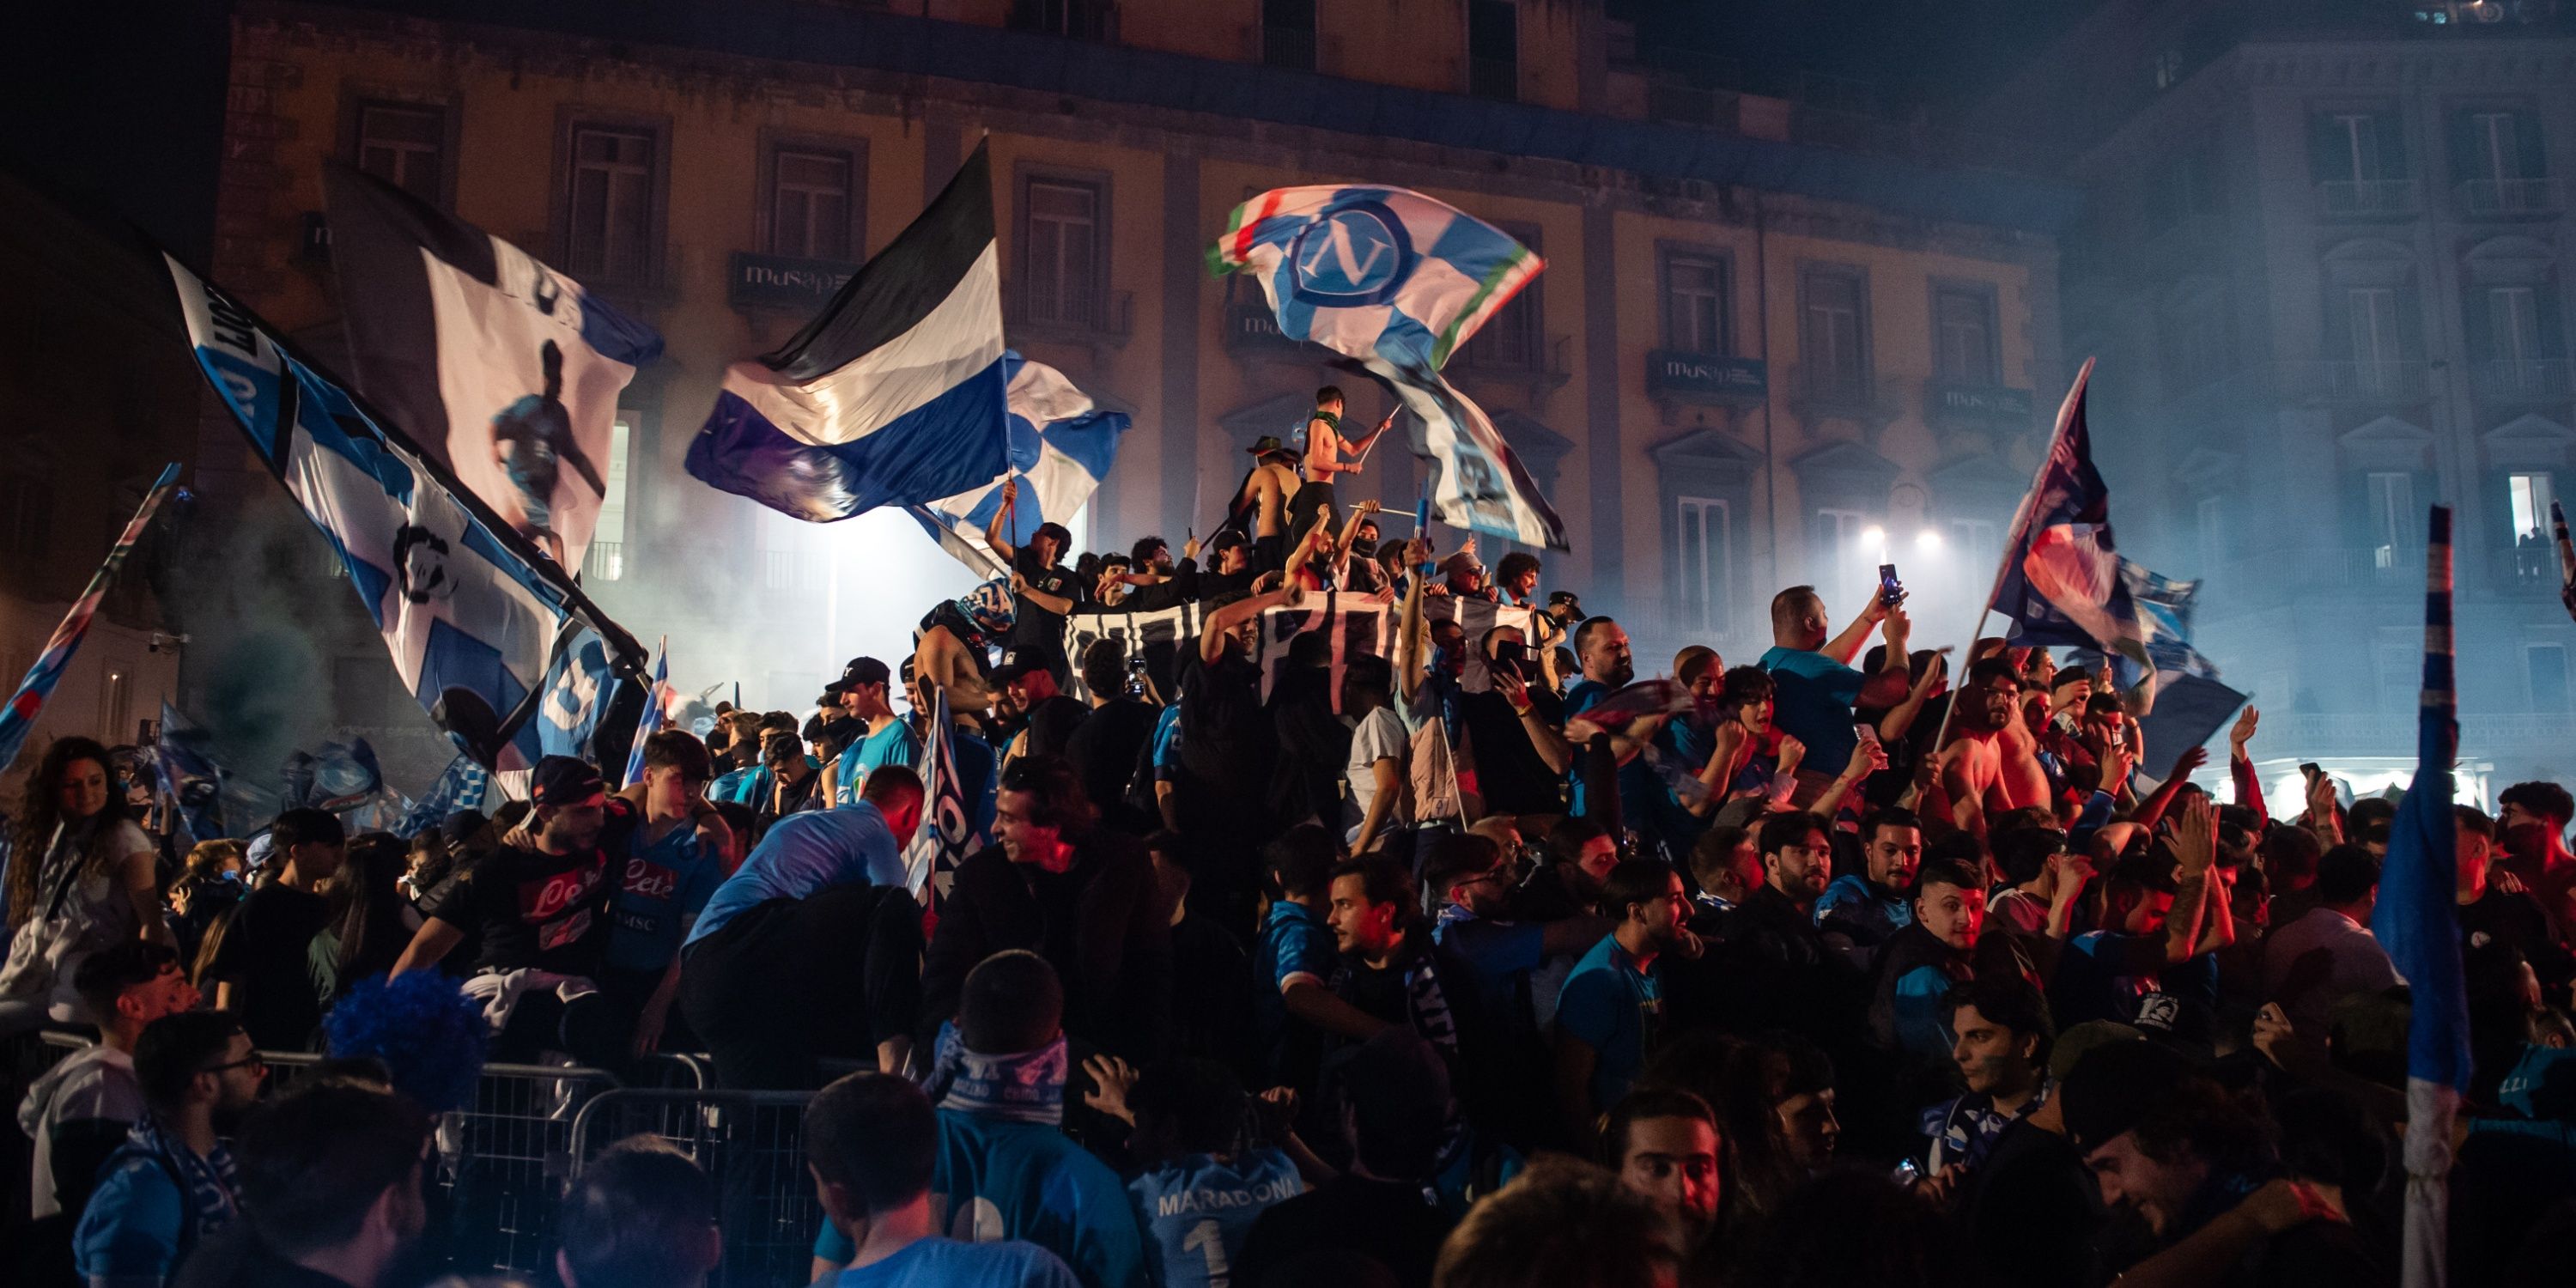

{"left": 394, "top": 756, "right": 492, "bottom": 838}
{"left": 538, "top": 624, "right": 621, "bottom": 763}
{"left": 623, "top": 637, "right": 669, "bottom": 787}
{"left": 908, "top": 352, "right": 1130, "bottom": 574}
{"left": 168, "top": 255, "right": 643, "bottom": 772}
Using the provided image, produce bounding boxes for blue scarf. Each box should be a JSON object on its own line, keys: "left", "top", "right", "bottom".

{"left": 125, "top": 1112, "right": 238, "bottom": 1242}
{"left": 920, "top": 1020, "right": 1067, "bottom": 1125}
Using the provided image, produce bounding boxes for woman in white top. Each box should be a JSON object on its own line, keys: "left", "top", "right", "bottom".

{"left": 2, "top": 737, "right": 167, "bottom": 1033}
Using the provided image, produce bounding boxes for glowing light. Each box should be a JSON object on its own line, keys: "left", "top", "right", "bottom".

{"left": 1914, "top": 529, "right": 1944, "bottom": 551}
{"left": 1860, "top": 526, "right": 1886, "bottom": 547}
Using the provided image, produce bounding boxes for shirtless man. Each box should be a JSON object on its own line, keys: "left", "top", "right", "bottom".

{"left": 1941, "top": 657, "right": 2026, "bottom": 841}
{"left": 1286, "top": 386, "right": 1392, "bottom": 552}
{"left": 1236, "top": 434, "right": 1303, "bottom": 570}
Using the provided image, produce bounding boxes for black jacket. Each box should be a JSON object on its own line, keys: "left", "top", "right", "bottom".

{"left": 920, "top": 834, "right": 1173, "bottom": 1061}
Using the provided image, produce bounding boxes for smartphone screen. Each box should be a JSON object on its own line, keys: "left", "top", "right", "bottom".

{"left": 1878, "top": 563, "right": 1904, "bottom": 606}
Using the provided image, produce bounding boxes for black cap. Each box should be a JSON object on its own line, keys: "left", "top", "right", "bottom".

{"left": 1547, "top": 590, "right": 1583, "bottom": 611}
{"left": 989, "top": 653, "right": 1044, "bottom": 687}
{"left": 529, "top": 756, "right": 605, "bottom": 808}
{"left": 2060, "top": 1038, "right": 2197, "bottom": 1156}
{"left": 823, "top": 656, "right": 892, "bottom": 696}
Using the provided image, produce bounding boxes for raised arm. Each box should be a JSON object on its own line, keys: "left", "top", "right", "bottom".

{"left": 2129, "top": 745, "right": 2209, "bottom": 834}
{"left": 1822, "top": 594, "right": 1890, "bottom": 667}
{"left": 1854, "top": 607, "right": 1916, "bottom": 709}
{"left": 1200, "top": 586, "right": 1293, "bottom": 665}
{"left": 983, "top": 477, "right": 1022, "bottom": 565}
{"left": 1493, "top": 668, "right": 1573, "bottom": 775}
{"left": 2227, "top": 707, "right": 2269, "bottom": 828}
{"left": 1395, "top": 536, "right": 1431, "bottom": 703}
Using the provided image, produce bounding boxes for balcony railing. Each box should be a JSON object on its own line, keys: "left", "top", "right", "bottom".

{"left": 2315, "top": 178, "right": 2420, "bottom": 219}
{"left": 2280, "top": 360, "right": 2433, "bottom": 403}
{"left": 2471, "top": 358, "right": 2573, "bottom": 401}
{"left": 2495, "top": 543, "right": 2563, "bottom": 592}
{"left": 2458, "top": 176, "right": 2565, "bottom": 217}
{"left": 582, "top": 539, "right": 625, "bottom": 584}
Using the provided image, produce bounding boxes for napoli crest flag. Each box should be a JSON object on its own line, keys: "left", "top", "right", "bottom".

{"left": 687, "top": 143, "right": 1008, "bottom": 522}
{"left": 910, "top": 352, "right": 1129, "bottom": 575}
{"left": 1212, "top": 185, "right": 1566, "bottom": 550}
{"left": 169, "top": 254, "right": 645, "bottom": 773}
{"left": 1209, "top": 185, "right": 1541, "bottom": 371}
{"left": 1994, "top": 360, "right": 2156, "bottom": 702}
{"left": 325, "top": 165, "right": 663, "bottom": 573}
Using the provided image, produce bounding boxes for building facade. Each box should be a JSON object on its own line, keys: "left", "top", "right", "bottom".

{"left": 199, "top": 0, "right": 2068, "bottom": 782}
{"left": 1983, "top": 0, "right": 2576, "bottom": 792}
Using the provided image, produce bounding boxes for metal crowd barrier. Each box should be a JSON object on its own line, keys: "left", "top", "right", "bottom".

{"left": 568, "top": 1087, "right": 823, "bottom": 1288}
{"left": 257, "top": 1049, "right": 711, "bottom": 1279}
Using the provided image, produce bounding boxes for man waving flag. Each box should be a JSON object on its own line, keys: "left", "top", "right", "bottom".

{"left": 1990, "top": 360, "right": 2160, "bottom": 709}
{"left": 1212, "top": 185, "right": 1566, "bottom": 550}
{"left": 909, "top": 351, "right": 1129, "bottom": 576}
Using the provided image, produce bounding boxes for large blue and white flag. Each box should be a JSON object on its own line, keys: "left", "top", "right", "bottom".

{"left": 2371, "top": 505, "right": 2466, "bottom": 1288}
{"left": 686, "top": 143, "right": 1008, "bottom": 522}
{"left": 1212, "top": 185, "right": 1566, "bottom": 550}
{"left": 283, "top": 738, "right": 384, "bottom": 814}
{"left": 909, "top": 352, "right": 1129, "bottom": 575}
{"left": 153, "top": 702, "right": 228, "bottom": 846}
{"left": 1994, "top": 361, "right": 2156, "bottom": 702}
{"left": 325, "top": 165, "right": 663, "bottom": 572}
{"left": 1210, "top": 185, "right": 1541, "bottom": 373}
{"left": 622, "top": 636, "right": 670, "bottom": 787}
{"left": 168, "top": 255, "right": 645, "bottom": 773}
{"left": 394, "top": 755, "right": 493, "bottom": 839}
{"left": 537, "top": 623, "right": 623, "bottom": 765}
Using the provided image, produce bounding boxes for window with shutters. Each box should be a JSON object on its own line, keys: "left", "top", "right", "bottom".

{"left": 1800, "top": 266, "right": 1869, "bottom": 404}
{"left": 769, "top": 145, "right": 860, "bottom": 261}
{"left": 1674, "top": 495, "right": 1731, "bottom": 634}
{"left": 1262, "top": 0, "right": 1317, "bottom": 71}
{"left": 2312, "top": 109, "right": 2411, "bottom": 216}
{"left": 1467, "top": 1, "right": 1518, "bottom": 101}
{"left": 2366, "top": 471, "right": 2416, "bottom": 568}
{"left": 2454, "top": 107, "right": 2554, "bottom": 215}
{"left": 1021, "top": 177, "right": 1103, "bottom": 327}
{"left": 566, "top": 124, "right": 659, "bottom": 284}
{"left": 1933, "top": 283, "right": 1999, "bottom": 384}
{"left": 355, "top": 101, "right": 447, "bottom": 203}
{"left": 1458, "top": 223, "right": 1544, "bottom": 371}
{"left": 1662, "top": 252, "right": 1731, "bottom": 355}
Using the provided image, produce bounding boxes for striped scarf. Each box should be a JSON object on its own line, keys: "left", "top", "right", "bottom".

{"left": 920, "top": 1021, "right": 1067, "bottom": 1126}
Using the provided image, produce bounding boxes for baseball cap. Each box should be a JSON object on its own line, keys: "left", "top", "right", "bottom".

{"left": 1547, "top": 590, "right": 1583, "bottom": 613}
{"left": 990, "top": 654, "right": 1044, "bottom": 687}
{"left": 2060, "top": 1037, "right": 2196, "bottom": 1155}
{"left": 823, "top": 656, "right": 892, "bottom": 696}
{"left": 530, "top": 756, "right": 606, "bottom": 808}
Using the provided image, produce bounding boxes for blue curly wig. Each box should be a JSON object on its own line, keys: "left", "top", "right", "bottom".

{"left": 324, "top": 972, "right": 488, "bottom": 1114}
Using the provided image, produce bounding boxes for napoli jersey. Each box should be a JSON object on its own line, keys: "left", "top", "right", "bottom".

{"left": 1128, "top": 1150, "right": 1303, "bottom": 1288}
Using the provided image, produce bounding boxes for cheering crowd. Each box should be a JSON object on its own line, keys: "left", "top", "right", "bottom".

{"left": 7, "top": 386, "right": 2576, "bottom": 1288}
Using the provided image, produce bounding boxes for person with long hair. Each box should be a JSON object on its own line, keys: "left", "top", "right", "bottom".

{"left": 310, "top": 831, "right": 421, "bottom": 1005}
{"left": 2, "top": 737, "right": 169, "bottom": 1033}
{"left": 166, "top": 839, "right": 247, "bottom": 967}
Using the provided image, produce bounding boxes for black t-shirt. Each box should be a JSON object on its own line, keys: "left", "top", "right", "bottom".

{"left": 1064, "top": 697, "right": 1159, "bottom": 817}
{"left": 1953, "top": 1118, "right": 2100, "bottom": 1288}
{"left": 1012, "top": 558, "right": 1075, "bottom": 653}
{"left": 207, "top": 884, "right": 331, "bottom": 1052}
{"left": 427, "top": 843, "right": 614, "bottom": 977}
{"left": 1180, "top": 654, "right": 1269, "bottom": 795}
{"left": 1458, "top": 687, "right": 1565, "bottom": 817}
{"left": 1022, "top": 694, "right": 1090, "bottom": 759}
{"left": 1236, "top": 1176, "right": 1455, "bottom": 1288}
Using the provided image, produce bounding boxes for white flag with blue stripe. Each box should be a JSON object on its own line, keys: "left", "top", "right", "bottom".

{"left": 686, "top": 143, "right": 1007, "bottom": 522}
{"left": 169, "top": 255, "right": 645, "bottom": 774}
{"left": 908, "top": 352, "right": 1129, "bottom": 575}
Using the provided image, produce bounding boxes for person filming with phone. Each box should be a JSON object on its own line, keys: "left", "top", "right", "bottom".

{"left": 1757, "top": 583, "right": 1917, "bottom": 811}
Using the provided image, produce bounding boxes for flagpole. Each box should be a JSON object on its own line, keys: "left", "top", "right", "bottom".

{"left": 1929, "top": 357, "right": 2096, "bottom": 751}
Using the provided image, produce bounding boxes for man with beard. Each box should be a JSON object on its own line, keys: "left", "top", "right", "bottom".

{"left": 390, "top": 757, "right": 620, "bottom": 1063}
{"left": 1940, "top": 658, "right": 2026, "bottom": 842}
{"left": 1816, "top": 807, "right": 1925, "bottom": 959}
{"left": 2497, "top": 780, "right": 2576, "bottom": 937}
{"left": 76, "top": 1012, "right": 264, "bottom": 1288}
{"left": 1560, "top": 617, "right": 1673, "bottom": 838}
{"left": 1718, "top": 812, "right": 1862, "bottom": 1045}
{"left": 1555, "top": 861, "right": 1700, "bottom": 1149}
